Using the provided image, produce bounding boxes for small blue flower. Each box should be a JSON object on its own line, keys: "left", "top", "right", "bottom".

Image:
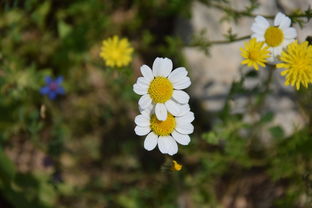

{"left": 40, "top": 76, "right": 65, "bottom": 100}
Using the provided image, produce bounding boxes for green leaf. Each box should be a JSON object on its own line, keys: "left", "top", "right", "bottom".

{"left": 31, "top": 1, "right": 51, "bottom": 28}
{"left": 58, "top": 21, "right": 72, "bottom": 39}
{"left": 0, "top": 149, "right": 15, "bottom": 183}
{"left": 15, "top": 173, "right": 40, "bottom": 189}
{"left": 245, "top": 70, "right": 258, "bottom": 78}
{"left": 202, "top": 132, "right": 220, "bottom": 145}
{"left": 260, "top": 112, "right": 274, "bottom": 123}
{"left": 269, "top": 126, "right": 285, "bottom": 139}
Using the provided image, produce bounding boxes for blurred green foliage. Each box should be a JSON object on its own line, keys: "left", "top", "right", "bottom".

{"left": 0, "top": 0, "right": 312, "bottom": 208}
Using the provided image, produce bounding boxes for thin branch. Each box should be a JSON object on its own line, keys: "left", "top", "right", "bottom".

{"left": 209, "top": 35, "right": 250, "bottom": 45}
{"left": 207, "top": 1, "right": 312, "bottom": 21}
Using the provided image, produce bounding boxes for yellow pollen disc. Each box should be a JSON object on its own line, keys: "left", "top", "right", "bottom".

{"left": 264, "top": 26, "right": 284, "bottom": 47}
{"left": 150, "top": 113, "right": 176, "bottom": 136}
{"left": 248, "top": 51, "right": 258, "bottom": 61}
{"left": 148, "top": 77, "right": 173, "bottom": 103}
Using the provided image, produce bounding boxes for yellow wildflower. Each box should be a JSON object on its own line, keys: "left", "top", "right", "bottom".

{"left": 171, "top": 160, "right": 182, "bottom": 171}
{"left": 276, "top": 41, "right": 312, "bottom": 90}
{"left": 240, "top": 38, "right": 270, "bottom": 70}
{"left": 100, "top": 36, "right": 133, "bottom": 67}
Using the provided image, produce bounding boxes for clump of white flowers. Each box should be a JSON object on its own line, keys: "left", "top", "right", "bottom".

{"left": 133, "top": 57, "right": 194, "bottom": 155}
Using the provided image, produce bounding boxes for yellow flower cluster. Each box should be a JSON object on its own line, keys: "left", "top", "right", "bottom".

{"left": 241, "top": 38, "right": 312, "bottom": 90}
{"left": 240, "top": 12, "right": 312, "bottom": 90}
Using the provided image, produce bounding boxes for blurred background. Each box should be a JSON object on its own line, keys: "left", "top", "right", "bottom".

{"left": 0, "top": 0, "right": 312, "bottom": 207}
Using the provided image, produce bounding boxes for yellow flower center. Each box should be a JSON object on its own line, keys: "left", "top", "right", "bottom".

{"left": 148, "top": 77, "right": 173, "bottom": 103}
{"left": 294, "top": 59, "right": 308, "bottom": 71}
{"left": 150, "top": 113, "right": 176, "bottom": 136}
{"left": 248, "top": 50, "right": 259, "bottom": 61}
{"left": 110, "top": 50, "right": 119, "bottom": 59}
{"left": 264, "top": 26, "right": 284, "bottom": 47}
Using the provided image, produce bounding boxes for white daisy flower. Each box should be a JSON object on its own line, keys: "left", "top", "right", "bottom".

{"left": 133, "top": 57, "right": 191, "bottom": 121}
{"left": 251, "top": 12, "right": 297, "bottom": 61}
{"left": 134, "top": 105, "right": 194, "bottom": 156}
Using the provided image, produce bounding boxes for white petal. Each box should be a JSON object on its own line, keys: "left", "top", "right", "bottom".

{"left": 282, "top": 39, "right": 294, "bottom": 47}
{"left": 172, "top": 90, "right": 190, "bottom": 104}
{"left": 140, "top": 107, "right": 153, "bottom": 117}
{"left": 275, "top": 47, "right": 283, "bottom": 56}
{"left": 159, "top": 58, "right": 173, "bottom": 77}
{"left": 283, "top": 27, "right": 297, "bottom": 39}
{"left": 134, "top": 126, "right": 151, "bottom": 136}
{"left": 152, "top": 57, "right": 173, "bottom": 77}
{"left": 176, "top": 104, "right": 190, "bottom": 116}
{"left": 176, "top": 123, "right": 194, "bottom": 135}
{"left": 133, "top": 84, "right": 148, "bottom": 95}
{"left": 158, "top": 136, "right": 168, "bottom": 154}
{"left": 152, "top": 57, "right": 161, "bottom": 76}
{"left": 267, "top": 47, "right": 275, "bottom": 62}
{"left": 251, "top": 24, "right": 265, "bottom": 34}
{"left": 165, "top": 99, "right": 181, "bottom": 116}
{"left": 134, "top": 81, "right": 148, "bottom": 88}
{"left": 134, "top": 114, "right": 150, "bottom": 127}
{"left": 138, "top": 94, "right": 152, "bottom": 109}
{"left": 173, "top": 77, "right": 191, "bottom": 89}
{"left": 279, "top": 18, "right": 291, "bottom": 29}
{"left": 144, "top": 132, "right": 158, "bottom": 151}
{"left": 172, "top": 130, "right": 191, "bottom": 145}
{"left": 155, "top": 103, "right": 167, "bottom": 121}
{"left": 275, "top": 13, "right": 291, "bottom": 28}
{"left": 168, "top": 67, "right": 188, "bottom": 83}
{"left": 272, "top": 45, "right": 283, "bottom": 57}
{"left": 158, "top": 136, "right": 178, "bottom": 155}
{"left": 137, "top": 77, "right": 150, "bottom": 86}
{"left": 166, "top": 136, "right": 178, "bottom": 155}
{"left": 255, "top": 16, "right": 270, "bottom": 29}
{"left": 251, "top": 33, "right": 265, "bottom": 42}
{"left": 140, "top": 65, "right": 154, "bottom": 82}
{"left": 177, "top": 111, "right": 194, "bottom": 123}
{"left": 274, "top": 12, "right": 285, "bottom": 26}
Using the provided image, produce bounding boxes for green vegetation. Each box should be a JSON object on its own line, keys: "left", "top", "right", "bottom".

{"left": 0, "top": 0, "right": 311, "bottom": 207}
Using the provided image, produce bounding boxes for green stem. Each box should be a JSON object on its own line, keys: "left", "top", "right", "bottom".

{"left": 254, "top": 64, "right": 274, "bottom": 111}
{"left": 209, "top": 35, "right": 250, "bottom": 45}
{"left": 207, "top": 2, "right": 312, "bottom": 20}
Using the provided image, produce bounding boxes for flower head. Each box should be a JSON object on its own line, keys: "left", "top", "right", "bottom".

{"left": 276, "top": 41, "right": 312, "bottom": 90}
{"left": 240, "top": 38, "right": 270, "bottom": 70}
{"left": 40, "top": 76, "right": 65, "bottom": 100}
{"left": 134, "top": 105, "right": 194, "bottom": 155}
{"left": 133, "top": 57, "right": 191, "bottom": 121}
{"left": 100, "top": 36, "right": 133, "bottom": 67}
{"left": 172, "top": 160, "right": 182, "bottom": 171}
{"left": 251, "top": 12, "right": 297, "bottom": 61}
